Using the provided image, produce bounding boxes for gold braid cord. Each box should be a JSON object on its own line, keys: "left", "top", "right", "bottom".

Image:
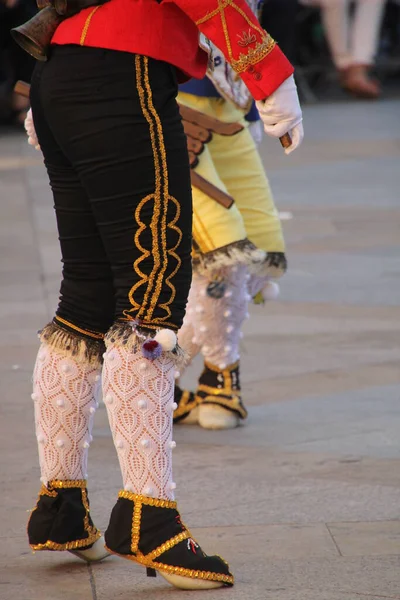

{"left": 195, "top": 0, "right": 276, "bottom": 73}
{"left": 123, "top": 56, "right": 182, "bottom": 330}
{"left": 173, "top": 390, "right": 200, "bottom": 420}
{"left": 105, "top": 492, "right": 234, "bottom": 585}
{"left": 197, "top": 361, "right": 247, "bottom": 419}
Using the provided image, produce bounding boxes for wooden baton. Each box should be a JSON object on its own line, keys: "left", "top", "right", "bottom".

{"left": 279, "top": 132, "right": 292, "bottom": 149}
{"left": 14, "top": 80, "right": 30, "bottom": 98}
{"left": 279, "top": 133, "right": 292, "bottom": 149}
{"left": 190, "top": 172, "right": 234, "bottom": 209}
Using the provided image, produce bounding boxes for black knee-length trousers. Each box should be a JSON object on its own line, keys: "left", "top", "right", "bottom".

{"left": 30, "top": 45, "right": 193, "bottom": 339}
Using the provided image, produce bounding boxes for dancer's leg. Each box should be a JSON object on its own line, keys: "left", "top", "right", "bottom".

{"left": 27, "top": 61, "right": 115, "bottom": 560}
{"left": 36, "top": 49, "right": 232, "bottom": 588}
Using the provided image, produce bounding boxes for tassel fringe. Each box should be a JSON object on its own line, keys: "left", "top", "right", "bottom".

{"left": 193, "top": 239, "right": 287, "bottom": 278}
{"left": 105, "top": 322, "right": 188, "bottom": 370}
{"left": 39, "top": 322, "right": 104, "bottom": 367}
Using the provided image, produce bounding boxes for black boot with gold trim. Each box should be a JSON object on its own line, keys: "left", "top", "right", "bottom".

{"left": 28, "top": 479, "right": 109, "bottom": 562}
{"left": 196, "top": 361, "right": 248, "bottom": 430}
{"left": 105, "top": 491, "right": 234, "bottom": 589}
{"left": 173, "top": 384, "right": 200, "bottom": 424}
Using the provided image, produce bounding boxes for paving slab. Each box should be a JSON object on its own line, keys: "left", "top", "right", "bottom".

{"left": 328, "top": 521, "right": 400, "bottom": 557}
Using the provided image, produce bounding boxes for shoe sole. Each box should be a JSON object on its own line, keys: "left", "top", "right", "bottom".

{"left": 198, "top": 405, "right": 240, "bottom": 430}
{"left": 69, "top": 536, "right": 110, "bottom": 563}
{"left": 105, "top": 546, "right": 229, "bottom": 590}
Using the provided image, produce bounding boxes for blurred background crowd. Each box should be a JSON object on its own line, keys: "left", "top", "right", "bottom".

{"left": 1, "top": 0, "right": 400, "bottom": 127}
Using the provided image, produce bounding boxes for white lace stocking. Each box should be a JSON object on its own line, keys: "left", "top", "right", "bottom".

{"left": 247, "top": 273, "right": 269, "bottom": 299}
{"left": 177, "top": 282, "right": 202, "bottom": 370}
{"left": 102, "top": 346, "right": 176, "bottom": 500}
{"left": 32, "top": 344, "right": 101, "bottom": 484}
{"left": 181, "top": 266, "right": 249, "bottom": 369}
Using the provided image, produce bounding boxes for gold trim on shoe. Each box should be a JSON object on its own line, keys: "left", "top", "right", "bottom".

{"left": 47, "top": 479, "right": 88, "bottom": 489}
{"left": 29, "top": 480, "right": 101, "bottom": 552}
{"left": 31, "top": 534, "right": 101, "bottom": 552}
{"left": 197, "top": 361, "right": 247, "bottom": 419}
{"left": 105, "top": 547, "right": 234, "bottom": 586}
{"left": 197, "top": 392, "right": 246, "bottom": 418}
{"left": 109, "top": 492, "right": 234, "bottom": 587}
{"left": 173, "top": 389, "right": 200, "bottom": 420}
{"left": 118, "top": 490, "right": 177, "bottom": 509}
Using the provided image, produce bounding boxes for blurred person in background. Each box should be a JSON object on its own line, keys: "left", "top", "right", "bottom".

{"left": 174, "top": 0, "right": 292, "bottom": 430}
{"left": 320, "top": 0, "right": 386, "bottom": 98}
{"left": 260, "top": 0, "right": 300, "bottom": 62}
{"left": 0, "top": 0, "right": 36, "bottom": 124}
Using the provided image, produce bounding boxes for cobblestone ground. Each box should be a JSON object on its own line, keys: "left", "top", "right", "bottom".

{"left": 0, "top": 99, "right": 399, "bottom": 600}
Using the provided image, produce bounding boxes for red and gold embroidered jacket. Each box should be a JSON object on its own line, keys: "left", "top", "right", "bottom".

{"left": 51, "top": 0, "right": 294, "bottom": 99}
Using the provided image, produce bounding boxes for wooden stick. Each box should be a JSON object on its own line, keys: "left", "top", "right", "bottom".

{"left": 279, "top": 132, "right": 292, "bottom": 149}
{"left": 191, "top": 171, "right": 234, "bottom": 209}
{"left": 14, "top": 80, "right": 30, "bottom": 98}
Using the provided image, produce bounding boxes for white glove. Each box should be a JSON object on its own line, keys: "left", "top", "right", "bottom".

{"left": 256, "top": 75, "right": 304, "bottom": 155}
{"left": 24, "top": 108, "right": 41, "bottom": 151}
{"left": 248, "top": 120, "right": 263, "bottom": 146}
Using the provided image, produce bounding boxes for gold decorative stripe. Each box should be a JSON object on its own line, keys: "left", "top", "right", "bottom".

{"left": 125, "top": 56, "right": 182, "bottom": 327}
{"left": 195, "top": 0, "right": 273, "bottom": 72}
{"left": 48, "top": 479, "right": 88, "bottom": 489}
{"left": 197, "top": 384, "right": 238, "bottom": 397}
{"left": 231, "top": 36, "right": 276, "bottom": 74}
{"left": 104, "top": 547, "right": 234, "bottom": 585}
{"left": 173, "top": 390, "right": 199, "bottom": 419}
{"left": 145, "top": 531, "right": 190, "bottom": 561}
{"left": 132, "top": 55, "right": 163, "bottom": 321}
{"left": 131, "top": 498, "right": 142, "bottom": 554}
{"left": 54, "top": 316, "right": 104, "bottom": 340}
{"left": 39, "top": 484, "right": 57, "bottom": 498}
{"left": 219, "top": 0, "right": 233, "bottom": 65}
{"left": 159, "top": 196, "right": 182, "bottom": 321}
{"left": 142, "top": 57, "right": 170, "bottom": 321}
{"left": 79, "top": 6, "right": 100, "bottom": 45}
{"left": 30, "top": 530, "right": 101, "bottom": 552}
{"left": 196, "top": 0, "right": 263, "bottom": 31}
{"left": 198, "top": 393, "right": 247, "bottom": 418}
{"left": 142, "top": 58, "right": 182, "bottom": 323}
{"left": 143, "top": 558, "right": 234, "bottom": 584}
{"left": 81, "top": 488, "right": 98, "bottom": 540}
{"left": 195, "top": 0, "right": 230, "bottom": 24}
{"left": 118, "top": 490, "right": 177, "bottom": 509}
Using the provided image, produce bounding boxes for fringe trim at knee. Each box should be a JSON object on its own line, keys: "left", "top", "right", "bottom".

{"left": 105, "top": 322, "right": 188, "bottom": 370}
{"left": 192, "top": 239, "right": 287, "bottom": 279}
{"left": 39, "top": 322, "right": 105, "bottom": 368}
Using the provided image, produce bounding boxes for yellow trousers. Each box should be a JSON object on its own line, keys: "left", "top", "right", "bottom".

{"left": 178, "top": 92, "right": 285, "bottom": 256}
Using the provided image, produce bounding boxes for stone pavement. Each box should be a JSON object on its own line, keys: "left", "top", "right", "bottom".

{"left": 1, "top": 99, "right": 400, "bottom": 600}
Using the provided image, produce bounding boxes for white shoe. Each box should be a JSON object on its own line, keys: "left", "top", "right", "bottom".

{"left": 69, "top": 535, "right": 110, "bottom": 563}
{"left": 159, "top": 571, "right": 224, "bottom": 589}
{"left": 173, "top": 387, "right": 199, "bottom": 424}
{"left": 178, "top": 405, "right": 199, "bottom": 425}
{"left": 198, "top": 404, "right": 240, "bottom": 430}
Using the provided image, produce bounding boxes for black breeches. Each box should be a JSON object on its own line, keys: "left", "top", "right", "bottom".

{"left": 30, "top": 46, "right": 193, "bottom": 337}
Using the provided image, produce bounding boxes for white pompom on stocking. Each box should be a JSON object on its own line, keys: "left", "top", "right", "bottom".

{"left": 262, "top": 281, "right": 280, "bottom": 301}
{"left": 154, "top": 329, "right": 177, "bottom": 352}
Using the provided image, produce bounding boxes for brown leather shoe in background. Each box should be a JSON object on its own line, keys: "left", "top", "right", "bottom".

{"left": 339, "top": 65, "right": 381, "bottom": 99}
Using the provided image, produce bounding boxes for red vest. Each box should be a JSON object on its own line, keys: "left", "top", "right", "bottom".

{"left": 52, "top": 0, "right": 294, "bottom": 100}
